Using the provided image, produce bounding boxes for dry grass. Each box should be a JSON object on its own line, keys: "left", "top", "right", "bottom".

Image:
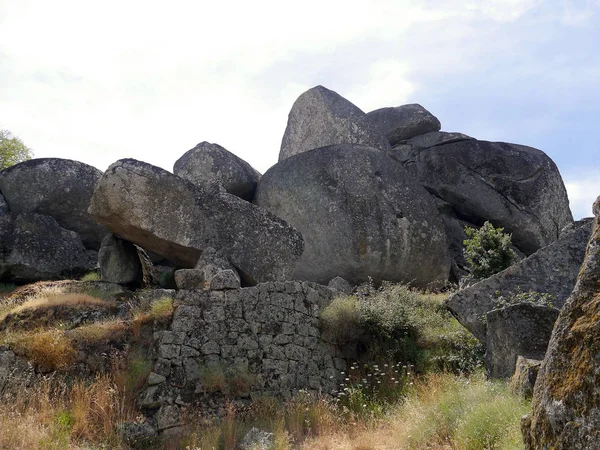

{"left": 5, "top": 328, "right": 77, "bottom": 370}
{"left": 0, "top": 373, "right": 136, "bottom": 449}
{"left": 10, "top": 292, "right": 113, "bottom": 314}
{"left": 70, "top": 319, "right": 129, "bottom": 344}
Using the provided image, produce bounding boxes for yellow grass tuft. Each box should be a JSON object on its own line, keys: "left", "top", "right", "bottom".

{"left": 10, "top": 292, "right": 113, "bottom": 314}
{"left": 70, "top": 319, "right": 129, "bottom": 344}
{"left": 6, "top": 328, "right": 77, "bottom": 370}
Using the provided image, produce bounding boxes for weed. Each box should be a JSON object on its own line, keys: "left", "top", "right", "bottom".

{"left": 320, "top": 283, "right": 484, "bottom": 373}
{"left": 80, "top": 271, "right": 101, "bottom": 282}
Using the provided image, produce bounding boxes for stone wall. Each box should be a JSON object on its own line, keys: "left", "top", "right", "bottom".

{"left": 138, "top": 281, "right": 346, "bottom": 432}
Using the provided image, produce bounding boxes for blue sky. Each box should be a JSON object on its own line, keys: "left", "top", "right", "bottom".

{"left": 0, "top": 0, "right": 598, "bottom": 218}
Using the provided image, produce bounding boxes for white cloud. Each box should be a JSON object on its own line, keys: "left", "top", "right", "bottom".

{"left": 0, "top": 0, "right": 594, "bottom": 176}
{"left": 565, "top": 172, "right": 600, "bottom": 219}
{"left": 346, "top": 60, "right": 415, "bottom": 112}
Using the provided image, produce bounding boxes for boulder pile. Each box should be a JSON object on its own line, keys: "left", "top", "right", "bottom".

{"left": 0, "top": 85, "right": 574, "bottom": 291}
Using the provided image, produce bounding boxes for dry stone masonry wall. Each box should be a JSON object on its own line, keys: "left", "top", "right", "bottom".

{"left": 139, "top": 281, "right": 345, "bottom": 432}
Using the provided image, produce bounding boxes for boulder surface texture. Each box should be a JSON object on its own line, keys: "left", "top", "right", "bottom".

{"left": 279, "top": 86, "right": 390, "bottom": 162}
{"left": 0, "top": 158, "right": 107, "bottom": 249}
{"left": 98, "top": 234, "right": 143, "bottom": 286}
{"left": 255, "top": 144, "right": 451, "bottom": 287}
{"left": 446, "top": 219, "right": 592, "bottom": 341}
{"left": 173, "top": 142, "right": 261, "bottom": 201}
{"left": 367, "top": 104, "right": 441, "bottom": 146}
{"left": 0, "top": 213, "right": 96, "bottom": 283}
{"left": 397, "top": 139, "right": 573, "bottom": 255}
{"left": 485, "top": 303, "right": 559, "bottom": 379}
{"left": 88, "top": 159, "right": 303, "bottom": 285}
{"left": 523, "top": 196, "right": 600, "bottom": 449}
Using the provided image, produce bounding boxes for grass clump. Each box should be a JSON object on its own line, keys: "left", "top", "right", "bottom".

{"left": 5, "top": 328, "right": 76, "bottom": 370}
{"left": 392, "top": 372, "right": 529, "bottom": 449}
{"left": 80, "top": 271, "right": 100, "bottom": 282}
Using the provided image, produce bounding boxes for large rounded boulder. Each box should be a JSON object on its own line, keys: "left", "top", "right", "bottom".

{"left": 0, "top": 158, "right": 108, "bottom": 249}
{"left": 173, "top": 142, "right": 261, "bottom": 201}
{"left": 279, "top": 86, "right": 390, "bottom": 162}
{"left": 396, "top": 140, "right": 573, "bottom": 255}
{"left": 255, "top": 144, "right": 451, "bottom": 287}
{"left": 0, "top": 213, "right": 97, "bottom": 283}
{"left": 88, "top": 159, "right": 304, "bottom": 284}
{"left": 367, "top": 104, "right": 441, "bottom": 146}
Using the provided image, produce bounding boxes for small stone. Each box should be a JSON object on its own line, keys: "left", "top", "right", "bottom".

{"left": 147, "top": 372, "right": 166, "bottom": 386}
{"left": 240, "top": 427, "right": 274, "bottom": 450}
{"left": 210, "top": 269, "right": 241, "bottom": 290}
{"left": 327, "top": 276, "right": 353, "bottom": 295}
{"left": 117, "top": 421, "right": 158, "bottom": 449}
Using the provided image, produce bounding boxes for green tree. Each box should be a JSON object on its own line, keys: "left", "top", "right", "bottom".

{"left": 0, "top": 129, "right": 33, "bottom": 170}
{"left": 463, "top": 221, "right": 515, "bottom": 280}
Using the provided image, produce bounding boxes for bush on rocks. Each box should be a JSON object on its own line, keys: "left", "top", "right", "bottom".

{"left": 463, "top": 221, "right": 515, "bottom": 280}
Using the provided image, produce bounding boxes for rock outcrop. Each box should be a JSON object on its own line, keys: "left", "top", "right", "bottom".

{"left": 279, "top": 86, "right": 390, "bottom": 162}
{"left": 446, "top": 219, "right": 592, "bottom": 341}
{"left": 485, "top": 303, "right": 559, "bottom": 379}
{"left": 255, "top": 144, "right": 451, "bottom": 287}
{"left": 88, "top": 159, "right": 304, "bottom": 284}
{"left": 98, "top": 234, "right": 144, "bottom": 286}
{"left": 367, "top": 104, "right": 441, "bottom": 146}
{"left": 395, "top": 139, "right": 573, "bottom": 256}
{"left": 0, "top": 158, "right": 108, "bottom": 249}
{"left": 523, "top": 196, "right": 600, "bottom": 449}
{"left": 173, "top": 142, "right": 261, "bottom": 202}
{"left": 0, "top": 213, "right": 96, "bottom": 283}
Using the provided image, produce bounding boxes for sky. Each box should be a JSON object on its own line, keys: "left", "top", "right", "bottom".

{"left": 0, "top": 0, "right": 598, "bottom": 219}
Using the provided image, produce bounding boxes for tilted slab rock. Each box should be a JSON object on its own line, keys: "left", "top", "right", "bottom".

{"left": 88, "top": 159, "right": 303, "bottom": 284}
{"left": 485, "top": 303, "right": 559, "bottom": 379}
{"left": 0, "top": 158, "right": 108, "bottom": 249}
{"left": 173, "top": 141, "right": 261, "bottom": 202}
{"left": 0, "top": 213, "right": 97, "bottom": 283}
{"left": 256, "top": 144, "right": 451, "bottom": 287}
{"left": 279, "top": 85, "right": 390, "bottom": 162}
{"left": 367, "top": 104, "right": 441, "bottom": 146}
{"left": 396, "top": 139, "right": 573, "bottom": 255}
{"left": 523, "top": 196, "right": 600, "bottom": 449}
{"left": 446, "top": 219, "right": 592, "bottom": 341}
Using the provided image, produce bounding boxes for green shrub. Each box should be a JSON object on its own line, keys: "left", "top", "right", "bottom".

{"left": 320, "top": 284, "right": 484, "bottom": 373}
{"left": 464, "top": 221, "right": 515, "bottom": 279}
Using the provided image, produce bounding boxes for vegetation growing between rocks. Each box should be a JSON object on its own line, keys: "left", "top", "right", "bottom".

{"left": 464, "top": 221, "right": 515, "bottom": 280}
{"left": 320, "top": 283, "right": 484, "bottom": 374}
